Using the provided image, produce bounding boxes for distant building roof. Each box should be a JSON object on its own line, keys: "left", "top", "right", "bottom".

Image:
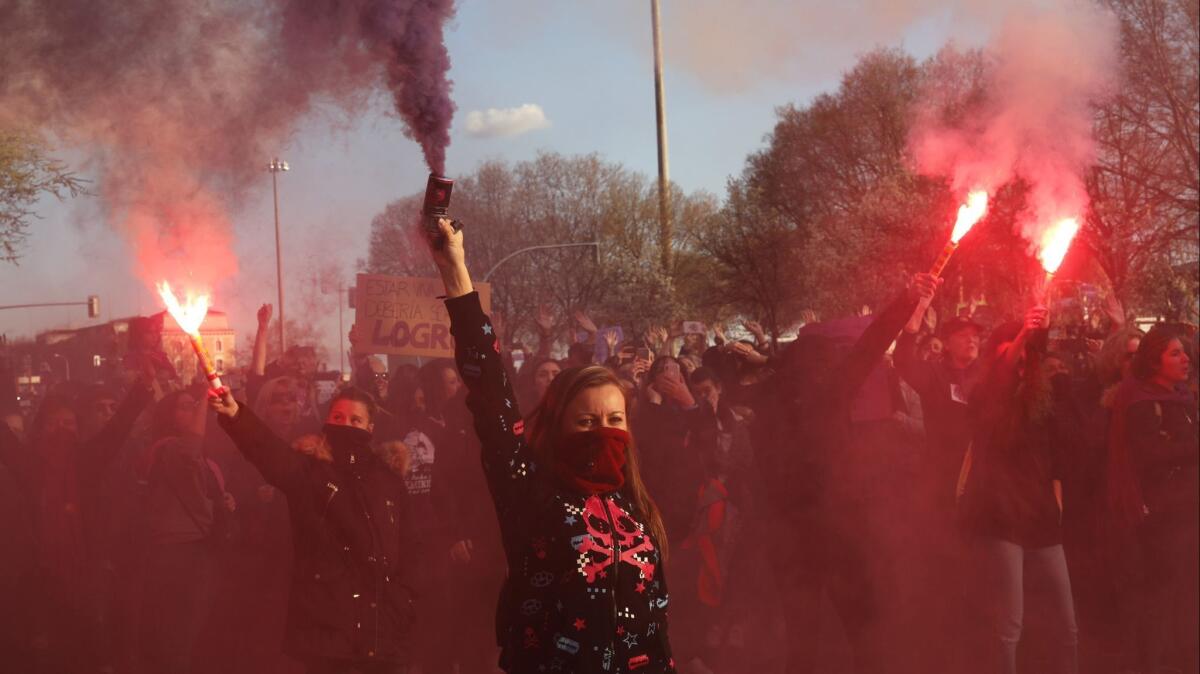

{"left": 38, "top": 309, "right": 233, "bottom": 343}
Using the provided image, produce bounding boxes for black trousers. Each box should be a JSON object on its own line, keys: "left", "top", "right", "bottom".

{"left": 305, "top": 658, "right": 409, "bottom": 674}
{"left": 140, "top": 540, "right": 216, "bottom": 674}
{"left": 767, "top": 510, "right": 881, "bottom": 674}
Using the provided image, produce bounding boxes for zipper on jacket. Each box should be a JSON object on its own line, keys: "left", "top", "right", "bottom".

{"left": 324, "top": 482, "right": 339, "bottom": 514}
{"left": 350, "top": 475, "right": 386, "bottom": 659}
{"left": 600, "top": 496, "right": 621, "bottom": 628}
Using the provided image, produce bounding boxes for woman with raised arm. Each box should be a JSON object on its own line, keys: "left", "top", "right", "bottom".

{"left": 961, "top": 305, "right": 1081, "bottom": 674}
{"left": 424, "top": 218, "right": 675, "bottom": 673}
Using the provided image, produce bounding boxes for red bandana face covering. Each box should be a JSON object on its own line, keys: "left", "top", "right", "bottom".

{"left": 554, "top": 427, "right": 630, "bottom": 494}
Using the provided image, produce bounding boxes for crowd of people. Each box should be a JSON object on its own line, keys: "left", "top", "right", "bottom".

{"left": 0, "top": 218, "right": 1196, "bottom": 674}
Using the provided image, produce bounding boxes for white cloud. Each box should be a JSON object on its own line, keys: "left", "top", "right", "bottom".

{"left": 464, "top": 103, "right": 550, "bottom": 138}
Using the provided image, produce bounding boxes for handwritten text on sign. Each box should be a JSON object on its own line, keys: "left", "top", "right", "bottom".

{"left": 356, "top": 274, "right": 491, "bottom": 357}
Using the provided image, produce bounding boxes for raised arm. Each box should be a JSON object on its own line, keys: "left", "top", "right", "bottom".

{"left": 992, "top": 306, "right": 1049, "bottom": 398}
{"left": 830, "top": 273, "right": 939, "bottom": 402}
{"left": 969, "top": 305, "right": 1049, "bottom": 424}
{"left": 209, "top": 390, "right": 305, "bottom": 492}
{"left": 252, "top": 304, "right": 272, "bottom": 377}
{"left": 534, "top": 304, "right": 556, "bottom": 359}
{"left": 84, "top": 377, "right": 155, "bottom": 473}
{"left": 424, "top": 218, "right": 544, "bottom": 527}
{"left": 895, "top": 297, "right": 940, "bottom": 397}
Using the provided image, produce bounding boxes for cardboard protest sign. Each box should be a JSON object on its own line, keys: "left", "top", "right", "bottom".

{"left": 355, "top": 274, "right": 492, "bottom": 358}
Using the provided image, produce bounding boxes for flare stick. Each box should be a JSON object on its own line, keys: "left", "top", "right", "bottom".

{"left": 188, "top": 333, "right": 225, "bottom": 392}
{"left": 928, "top": 191, "right": 988, "bottom": 278}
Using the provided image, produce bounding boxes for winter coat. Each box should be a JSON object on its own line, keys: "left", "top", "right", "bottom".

{"left": 754, "top": 293, "right": 918, "bottom": 518}
{"left": 894, "top": 330, "right": 981, "bottom": 461}
{"left": 634, "top": 400, "right": 707, "bottom": 542}
{"left": 962, "top": 334, "right": 1077, "bottom": 548}
{"left": 218, "top": 406, "right": 416, "bottom": 664}
{"left": 140, "top": 435, "right": 225, "bottom": 545}
{"left": 447, "top": 292, "right": 675, "bottom": 674}
{"left": 1107, "top": 379, "right": 1198, "bottom": 528}
{"left": 0, "top": 385, "right": 151, "bottom": 601}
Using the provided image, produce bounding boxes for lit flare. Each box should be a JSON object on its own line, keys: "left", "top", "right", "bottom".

{"left": 950, "top": 190, "right": 989, "bottom": 244}
{"left": 1037, "top": 217, "right": 1080, "bottom": 275}
{"left": 156, "top": 281, "right": 225, "bottom": 391}
{"left": 929, "top": 190, "right": 988, "bottom": 277}
{"left": 1036, "top": 217, "right": 1080, "bottom": 303}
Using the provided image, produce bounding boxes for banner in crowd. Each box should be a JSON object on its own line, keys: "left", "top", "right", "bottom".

{"left": 355, "top": 274, "right": 492, "bottom": 358}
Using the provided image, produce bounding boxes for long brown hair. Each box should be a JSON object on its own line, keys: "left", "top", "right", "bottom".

{"left": 526, "top": 365, "right": 669, "bottom": 560}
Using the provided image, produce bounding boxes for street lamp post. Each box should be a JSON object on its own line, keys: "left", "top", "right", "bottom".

{"left": 267, "top": 158, "right": 290, "bottom": 353}
{"left": 320, "top": 276, "right": 348, "bottom": 377}
{"left": 650, "top": 0, "right": 672, "bottom": 275}
{"left": 482, "top": 242, "right": 601, "bottom": 282}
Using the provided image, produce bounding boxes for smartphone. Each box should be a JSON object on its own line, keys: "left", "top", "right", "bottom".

{"left": 636, "top": 347, "right": 652, "bottom": 361}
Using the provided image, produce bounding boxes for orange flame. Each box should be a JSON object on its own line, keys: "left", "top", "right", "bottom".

{"left": 950, "top": 190, "right": 989, "bottom": 243}
{"left": 1037, "top": 217, "right": 1080, "bottom": 274}
{"left": 156, "top": 281, "right": 210, "bottom": 335}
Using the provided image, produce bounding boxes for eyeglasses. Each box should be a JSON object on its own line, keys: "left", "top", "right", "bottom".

{"left": 372, "top": 372, "right": 390, "bottom": 381}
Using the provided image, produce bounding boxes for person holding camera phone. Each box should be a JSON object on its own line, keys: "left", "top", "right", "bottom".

{"left": 422, "top": 216, "right": 677, "bottom": 673}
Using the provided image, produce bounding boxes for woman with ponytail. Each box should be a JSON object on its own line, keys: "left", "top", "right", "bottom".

{"left": 424, "top": 217, "right": 675, "bottom": 673}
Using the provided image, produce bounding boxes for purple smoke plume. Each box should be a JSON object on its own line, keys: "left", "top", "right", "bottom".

{"left": 362, "top": 0, "right": 457, "bottom": 174}
{"left": 0, "top": 0, "right": 457, "bottom": 286}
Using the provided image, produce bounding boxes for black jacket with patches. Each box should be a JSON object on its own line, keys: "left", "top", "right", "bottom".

{"left": 448, "top": 292, "right": 675, "bottom": 674}
{"left": 218, "top": 406, "right": 415, "bottom": 664}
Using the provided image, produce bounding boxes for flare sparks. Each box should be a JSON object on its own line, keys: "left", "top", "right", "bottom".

{"left": 929, "top": 190, "right": 988, "bottom": 277}
{"left": 156, "top": 281, "right": 225, "bottom": 392}
{"left": 1036, "top": 217, "right": 1081, "bottom": 301}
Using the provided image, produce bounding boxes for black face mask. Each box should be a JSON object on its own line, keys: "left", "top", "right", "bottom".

{"left": 322, "top": 423, "right": 373, "bottom": 454}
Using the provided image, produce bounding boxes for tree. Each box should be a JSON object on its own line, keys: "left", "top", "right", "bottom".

{"left": 0, "top": 132, "right": 85, "bottom": 263}
{"left": 736, "top": 37, "right": 1195, "bottom": 326}
{"left": 364, "top": 153, "right": 719, "bottom": 349}
{"left": 683, "top": 179, "right": 805, "bottom": 344}
{"left": 1087, "top": 0, "right": 1199, "bottom": 318}
{"left": 741, "top": 49, "right": 998, "bottom": 319}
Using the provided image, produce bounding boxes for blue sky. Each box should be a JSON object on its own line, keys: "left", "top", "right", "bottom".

{"left": 0, "top": 1, "right": 991, "bottom": 355}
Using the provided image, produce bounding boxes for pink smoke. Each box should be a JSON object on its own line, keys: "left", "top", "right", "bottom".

{"left": 0, "top": 0, "right": 456, "bottom": 291}
{"left": 909, "top": 4, "right": 1118, "bottom": 254}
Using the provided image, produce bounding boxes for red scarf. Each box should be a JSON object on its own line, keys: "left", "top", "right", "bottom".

{"left": 553, "top": 427, "right": 629, "bottom": 494}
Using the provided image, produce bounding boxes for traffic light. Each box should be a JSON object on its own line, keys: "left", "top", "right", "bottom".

{"left": 87, "top": 295, "right": 100, "bottom": 318}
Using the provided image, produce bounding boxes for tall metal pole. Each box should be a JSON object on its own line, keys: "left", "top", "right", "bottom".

{"left": 651, "top": 0, "right": 672, "bottom": 275}
{"left": 268, "top": 158, "right": 289, "bottom": 354}
{"left": 337, "top": 281, "right": 345, "bottom": 376}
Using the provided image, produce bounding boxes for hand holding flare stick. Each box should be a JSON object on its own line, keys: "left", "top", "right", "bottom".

{"left": 156, "top": 281, "right": 226, "bottom": 393}
{"left": 929, "top": 190, "right": 989, "bottom": 277}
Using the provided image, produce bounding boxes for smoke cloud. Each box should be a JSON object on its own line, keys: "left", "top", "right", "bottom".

{"left": 908, "top": 3, "right": 1119, "bottom": 253}
{"left": 586, "top": 0, "right": 1008, "bottom": 94}
{"left": 464, "top": 104, "right": 551, "bottom": 138}
{"left": 0, "top": 0, "right": 456, "bottom": 292}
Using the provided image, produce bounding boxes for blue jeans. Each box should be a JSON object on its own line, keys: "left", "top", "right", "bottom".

{"left": 976, "top": 537, "right": 1078, "bottom": 674}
